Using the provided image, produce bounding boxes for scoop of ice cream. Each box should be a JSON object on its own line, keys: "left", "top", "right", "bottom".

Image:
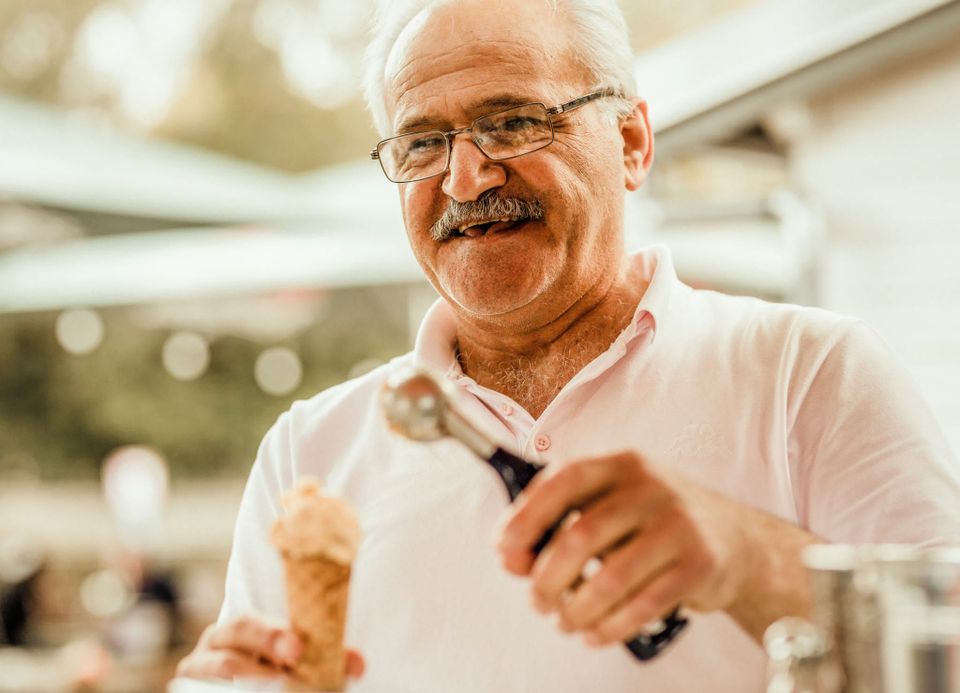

{"left": 270, "top": 479, "right": 361, "bottom": 564}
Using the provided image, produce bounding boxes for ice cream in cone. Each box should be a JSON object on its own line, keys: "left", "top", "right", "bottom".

{"left": 271, "top": 479, "right": 361, "bottom": 691}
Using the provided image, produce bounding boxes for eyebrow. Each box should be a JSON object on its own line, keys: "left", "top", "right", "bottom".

{"left": 395, "top": 94, "right": 541, "bottom": 134}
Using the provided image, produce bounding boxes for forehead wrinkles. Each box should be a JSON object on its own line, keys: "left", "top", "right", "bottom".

{"left": 384, "top": 3, "right": 580, "bottom": 125}
{"left": 392, "top": 40, "right": 552, "bottom": 102}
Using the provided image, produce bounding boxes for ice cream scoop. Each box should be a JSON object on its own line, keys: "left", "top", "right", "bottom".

{"left": 380, "top": 365, "right": 688, "bottom": 662}
{"left": 381, "top": 368, "right": 543, "bottom": 503}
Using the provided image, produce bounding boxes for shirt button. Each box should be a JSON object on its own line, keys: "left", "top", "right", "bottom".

{"left": 499, "top": 403, "right": 514, "bottom": 417}
{"left": 534, "top": 434, "right": 551, "bottom": 451}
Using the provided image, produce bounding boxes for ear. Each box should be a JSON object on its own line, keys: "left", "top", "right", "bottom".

{"left": 621, "top": 98, "right": 654, "bottom": 191}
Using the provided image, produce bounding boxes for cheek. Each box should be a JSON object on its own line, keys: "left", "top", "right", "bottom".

{"left": 401, "top": 183, "right": 442, "bottom": 239}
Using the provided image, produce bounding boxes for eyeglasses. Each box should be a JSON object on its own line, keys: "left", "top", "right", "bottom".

{"left": 370, "top": 88, "right": 620, "bottom": 184}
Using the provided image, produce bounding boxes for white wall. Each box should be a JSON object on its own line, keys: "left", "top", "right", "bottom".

{"left": 793, "top": 40, "right": 960, "bottom": 454}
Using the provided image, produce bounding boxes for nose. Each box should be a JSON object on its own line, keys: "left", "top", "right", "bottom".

{"left": 441, "top": 134, "right": 506, "bottom": 203}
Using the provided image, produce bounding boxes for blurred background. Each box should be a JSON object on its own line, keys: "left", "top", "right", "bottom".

{"left": 1, "top": 0, "right": 958, "bottom": 690}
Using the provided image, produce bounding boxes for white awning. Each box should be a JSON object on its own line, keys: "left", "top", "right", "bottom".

{"left": 638, "top": 0, "right": 960, "bottom": 152}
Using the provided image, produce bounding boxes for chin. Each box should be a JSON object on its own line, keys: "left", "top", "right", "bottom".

{"left": 440, "top": 280, "right": 542, "bottom": 319}
{"left": 434, "top": 257, "right": 563, "bottom": 321}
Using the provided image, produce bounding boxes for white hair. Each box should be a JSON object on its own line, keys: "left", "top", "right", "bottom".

{"left": 362, "top": 0, "right": 638, "bottom": 137}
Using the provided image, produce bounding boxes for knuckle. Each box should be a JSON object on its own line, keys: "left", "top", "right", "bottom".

{"left": 175, "top": 654, "right": 195, "bottom": 678}
{"left": 563, "top": 520, "right": 594, "bottom": 554}
{"left": 232, "top": 615, "right": 255, "bottom": 639}
{"left": 625, "top": 592, "right": 658, "bottom": 626}
{"left": 692, "top": 545, "right": 718, "bottom": 576}
{"left": 197, "top": 622, "right": 218, "bottom": 646}
{"left": 664, "top": 500, "right": 690, "bottom": 528}
{"left": 531, "top": 585, "right": 551, "bottom": 609}
{"left": 558, "top": 462, "right": 586, "bottom": 488}
{"left": 591, "top": 566, "right": 626, "bottom": 600}
{"left": 597, "top": 616, "right": 626, "bottom": 642}
{"left": 658, "top": 482, "right": 681, "bottom": 505}
{"left": 617, "top": 450, "right": 644, "bottom": 474}
{"left": 532, "top": 577, "right": 560, "bottom": 608}
{"left": 211, "top": 651, "right": 239, "bottom": 679}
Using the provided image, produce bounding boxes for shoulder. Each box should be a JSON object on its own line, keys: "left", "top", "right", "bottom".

{"left": 680, "top": 288, "right": 872, "bottom": 367}
{"left": 269, "top": 352, "right": 415, "bottom": 441}
{"left": 252, "top": 353, "right": 416, "bottom": 483}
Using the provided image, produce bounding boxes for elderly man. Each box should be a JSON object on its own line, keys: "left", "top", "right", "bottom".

{"left": 178, "top": 0, "right": 960, "bottom": 690}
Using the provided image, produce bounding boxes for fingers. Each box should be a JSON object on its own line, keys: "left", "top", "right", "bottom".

{"left": 583, "top": 565, "right": 695, "bottom": 647}
{"left": 499, "top": 452, "right": 648, "bottom": 574}
{"left": 176, "top": 648, "right": 286, "bottom": 681}
{"left": 345, "top": 649, "right": 366, "bottom": 678}
{"left": 176, "top": 618, "right": 300, "bottom": 682}
{"left": 557, "top": 513, "right": 687, "bottom": 631}
{"left": 528, "top": 484, "right": 671, "bottom": 614}
{"left": 205, "top": 616, "right": 303, "bottom": 668}
{"left": 177, "top": 617, "right": 367, "bottom": 686}
{"left": 495, "top": 450, "right": 726, "bottom": 649}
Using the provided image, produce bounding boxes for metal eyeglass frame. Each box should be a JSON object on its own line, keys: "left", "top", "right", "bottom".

{"left": 370, "top": 87, "right": 621, "bottom": 183}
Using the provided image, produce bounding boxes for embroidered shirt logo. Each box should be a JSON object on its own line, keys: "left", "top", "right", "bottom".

{"left": 667, "top": 423, "right": 730, "bottom": 461}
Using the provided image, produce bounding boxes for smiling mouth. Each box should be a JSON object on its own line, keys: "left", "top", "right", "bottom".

{"left": 448, "top": 216, "right": 528, "bottom": 239}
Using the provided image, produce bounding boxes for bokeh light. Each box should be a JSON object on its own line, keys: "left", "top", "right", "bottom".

{"left": 80, "top": 568, "right": 134, "bottom": 619}
{"left": 161, "top": 331, "right": 210, "bottom": 381}
{"left": 64, "top": 0, "right": 229, "bottom": 126}
{"left": 101, "top": 445, "right": 169, "bottom": 529}
{"left": 348, "top": 357, "right": 383, "bottom": 380}
{"left": 0, "top": 11, "right": 63, "bottom": 80}
{"left": 0, "top": 531, "right": 44, "bottom": 584}
{"left": 55, "top": 308, "right": 105, "bottom": 355}
{"left": 251, "top": 0, "right": 363, "bottom": 109}
{"left": 254, "top": 346, "right": 303, "bottom": 396}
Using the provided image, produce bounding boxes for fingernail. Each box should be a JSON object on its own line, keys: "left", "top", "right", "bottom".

{"left": 275, "top": 633, "right": 301, "bottom": 665}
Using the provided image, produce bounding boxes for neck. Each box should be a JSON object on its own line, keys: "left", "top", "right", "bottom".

{"left": 454, "top": 258, "right": 648, "bottom": 418}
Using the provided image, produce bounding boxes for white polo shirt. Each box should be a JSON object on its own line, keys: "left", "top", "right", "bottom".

{"left": 220, "top": 245, "right": 960, "bottom": 692}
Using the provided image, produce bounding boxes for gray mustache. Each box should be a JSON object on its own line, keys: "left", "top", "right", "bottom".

{"left": 430, "top": 193, "right": 545, "bottom": 241}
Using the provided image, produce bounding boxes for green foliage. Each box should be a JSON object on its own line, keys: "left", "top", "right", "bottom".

{"left": 0, "top": 287, "right": 409, "bottom": 480}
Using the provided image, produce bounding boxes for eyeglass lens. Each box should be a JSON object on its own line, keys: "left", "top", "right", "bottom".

{"left": 378, "top": 103, "right": 555, "bottom": 182}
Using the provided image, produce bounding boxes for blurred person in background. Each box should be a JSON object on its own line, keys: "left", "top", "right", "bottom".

{"left": 105, "top": 549, "right": 184, "bottom": 662}
{"left": 0, "top": 533, "right": 112, "bottom": 692}
{"left": 0, "top": 533, "right": 44, "bottom": 647}
{"left": 177, "top": 0, "right": 960, "bottom": 690}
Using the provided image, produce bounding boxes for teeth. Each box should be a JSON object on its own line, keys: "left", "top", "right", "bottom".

{"left": 455, "top": 217, "right": 520, "bottom": 235}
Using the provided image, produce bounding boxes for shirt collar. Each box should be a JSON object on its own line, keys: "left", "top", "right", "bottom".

{"left": 625, "top": 243, "right": 687, "bottom": 344}
{"left": 413, "top": 297, "right": 461, "bottom": 375}
{"left": 413, "top": 244, "right": 685, "bottom": 372}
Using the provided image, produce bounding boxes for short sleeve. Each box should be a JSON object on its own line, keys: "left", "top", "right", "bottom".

{"left": 217, "top": 412, "right": 295, "bottom": 625}
{"left": 790, "top": 320, "right": 960, "bottom": 545}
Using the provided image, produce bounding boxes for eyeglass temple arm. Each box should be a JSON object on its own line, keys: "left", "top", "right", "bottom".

{"left": 547, "top": 88, "right": 620, "bottom": 116}
{"left": 370, "top": 148, "right": 380, "bottom": 160}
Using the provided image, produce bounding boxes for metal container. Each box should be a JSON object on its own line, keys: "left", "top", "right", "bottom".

{"left": 765, "top": 545, "right": 960, "bottom": 693}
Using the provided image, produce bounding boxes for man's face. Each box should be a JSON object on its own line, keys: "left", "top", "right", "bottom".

{"left": 384, "top": 0, "right": 642, "bottom": 332}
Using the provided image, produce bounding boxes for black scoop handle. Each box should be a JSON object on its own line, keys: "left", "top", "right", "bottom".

{"left": 487, "top": 447, "right": 688, "bottom": 661}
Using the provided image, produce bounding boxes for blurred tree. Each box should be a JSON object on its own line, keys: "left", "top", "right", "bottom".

{"left": 0, "top": 0, "right": 98, "bottom": 102}
{"left": 0, "top": 0, "right": 756, "bottom": 480}
{"left": 0, "top": 0, "right": 754, "bottom": 173}
{"left": 0, "top": 286, "right": 408, "bottom": 480}
{"left": 156, "top": 0, "right": 378, "bottom": 172}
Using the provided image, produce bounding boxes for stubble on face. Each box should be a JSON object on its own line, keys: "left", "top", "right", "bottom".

{"left": 385, "top": 0, "right": 629, "bottom": 335}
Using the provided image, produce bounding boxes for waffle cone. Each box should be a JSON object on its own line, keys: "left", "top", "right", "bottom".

{"left": 281, "top": 553, "right": 352, "bottom": 691}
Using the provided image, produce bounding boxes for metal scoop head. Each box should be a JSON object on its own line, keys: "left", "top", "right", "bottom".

{"left": 380, "top": 366, "right": 495, "bottom": 458}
